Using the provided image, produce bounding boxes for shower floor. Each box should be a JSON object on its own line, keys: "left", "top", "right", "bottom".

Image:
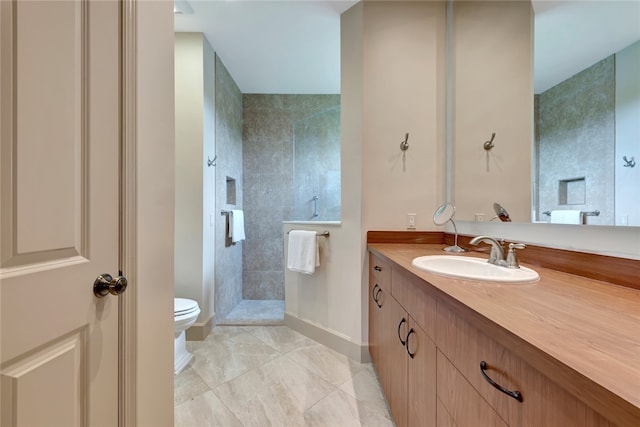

{"left": 217, "top": 299, "right": 285, "bottom": 326}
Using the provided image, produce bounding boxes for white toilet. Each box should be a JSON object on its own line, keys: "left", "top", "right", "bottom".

{"left": 174, "top": 298, "right": 200, "bottom": 375}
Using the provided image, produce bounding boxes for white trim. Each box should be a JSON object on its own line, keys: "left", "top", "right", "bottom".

{"left": 119, "top": 1, "right": 137, "bottom": 426}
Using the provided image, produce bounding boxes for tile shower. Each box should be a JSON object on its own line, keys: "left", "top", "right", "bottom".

{"left": 214, "top": 54, "right": 341, "bottom": 324}
{"left": 242, "top": 94, "right": 341, "bottom": 301}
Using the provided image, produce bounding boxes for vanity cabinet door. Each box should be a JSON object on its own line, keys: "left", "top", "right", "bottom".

{"left": 407, "top": 319, "right": 437, "bottom": 427}
{"left": 384, "top": 296, "right": 437, "bottom": 427}
{"left": 392, "top": 268, "right": 437, "bottom": 340}
{"left": 386, "top": 296, "right": 409, "bottom": 427}
{"left": 436, "top": 302, "right": 615, "bottom": 427}
{"left": 368, "top": 273, "right": 383, "bottom": 368}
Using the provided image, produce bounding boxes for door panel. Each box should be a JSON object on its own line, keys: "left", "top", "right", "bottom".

{"left": 1, "top": 1, "right": 120, "bottom": 426}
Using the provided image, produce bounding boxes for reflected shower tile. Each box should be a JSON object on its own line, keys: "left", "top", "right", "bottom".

{"left": 214, "top": 355, "right": 336, "bottom": 426}
{"left": 285, "top": 342, "right": 368, "bottom": 386}
{"left": 175, "top": 390, "right": 242, "bottom": 427}
{"left": 174, "top": 367, "right": 210, "bottom": 406}
{"left": 304, "top": 389, "right": 394, "bottom": 427}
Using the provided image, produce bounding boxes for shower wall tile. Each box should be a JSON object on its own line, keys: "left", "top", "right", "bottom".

{"left": 537, "top": 56, "right": 615, "bottom": 225}
{"left": 242, "top": 94, "right": 340, "bottom": 300}
{"left": 215, "top": 55, "right": 244, "bottom": 320}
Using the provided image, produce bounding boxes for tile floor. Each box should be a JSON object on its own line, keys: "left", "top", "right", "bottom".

{"left": 175, "top": 325, "right": 394, "bottom": 426}
{"left": 217, "top": 300, "right": 285, "bottom": 326}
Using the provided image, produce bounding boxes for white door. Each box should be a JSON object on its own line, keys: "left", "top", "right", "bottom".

{"left": 1, "top": 1, "right": 122, "bottom": 426}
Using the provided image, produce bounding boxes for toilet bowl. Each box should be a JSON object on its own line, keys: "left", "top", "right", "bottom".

{"left": 174, "top": 298, "right": 200, "bottom": 375}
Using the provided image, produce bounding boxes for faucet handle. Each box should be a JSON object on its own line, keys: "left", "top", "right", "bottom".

{"left": 506, "top": 243, "right": 525, "bottom": 269}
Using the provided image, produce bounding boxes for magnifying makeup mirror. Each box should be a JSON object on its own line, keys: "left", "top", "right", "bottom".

{"left": 433, "top": 202, "right": 466, "bottom": 252}
{"left": 492, "top": 202, "right": 512, "bottom": 222}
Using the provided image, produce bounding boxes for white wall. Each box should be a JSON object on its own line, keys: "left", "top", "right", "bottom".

{"left": 284, "top": 1, "right": 446, "bottom": 360}
{"left": 174, "top": 33, "right": 216, "bottom": 327}
{"left": 136, "top": 0, "right": 175, "bottom": 425}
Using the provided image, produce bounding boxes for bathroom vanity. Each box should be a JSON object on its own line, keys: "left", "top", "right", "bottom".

{"left": 367, "top": 235, "right": 640, "bottom": 427}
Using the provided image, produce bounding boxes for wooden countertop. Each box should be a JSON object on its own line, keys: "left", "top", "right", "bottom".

{"left": 369, "top": 243, "right": 640, "bottom": 427}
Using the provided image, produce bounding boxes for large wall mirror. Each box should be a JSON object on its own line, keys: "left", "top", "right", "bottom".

{"left": 450, "top": 0, "right": 640, "bottom": 228}
{"left": 533, "top": 0, "right": 640, "bottom": 227}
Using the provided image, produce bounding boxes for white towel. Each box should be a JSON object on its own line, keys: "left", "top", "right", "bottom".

{"left": 287, "top": 230, "right": 320, "bottom": 274}
{"left": 550, "top": 210, "right": 582, "bottom": 224}
{"left": 229, "top": 210, "right": 246, "bottom": 242}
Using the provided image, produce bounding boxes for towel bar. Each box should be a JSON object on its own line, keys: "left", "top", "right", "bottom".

{"left": 542, "top": 210, "right": 600, "bottom": 217}
{"left": 286, "top": 230, "right": 330, "bottom": 237}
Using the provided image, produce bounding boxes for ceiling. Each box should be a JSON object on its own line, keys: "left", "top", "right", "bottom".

{"left": 174, "top": 0, "right": 357, "bottom": 94}
{"left": 174, "top": 1, "right": 640, "bottom": 95}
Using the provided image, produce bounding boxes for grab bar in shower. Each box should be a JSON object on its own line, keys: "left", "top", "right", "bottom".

{"left": 286, "top": 230, "right": 330, "bottom": 237}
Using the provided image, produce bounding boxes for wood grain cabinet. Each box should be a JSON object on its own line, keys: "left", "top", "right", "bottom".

{"left": 368, "top": 254, "right": 391, "bottom": 391}
{"left": 368, "top": 250, "right": 619, "bottom": 427}
{"left": 436, "top": 301, "right": 614, "bottom": 427}
{"left": 368, "top": 257, "right": 437, "bottom": 427}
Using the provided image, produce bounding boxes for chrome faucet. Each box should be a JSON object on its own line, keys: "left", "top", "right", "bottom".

{"left": 469, "top": 235, "right": 506, "bottom": 266}
{"left": 470, "top": 236, "right": 526, "bottom": 269}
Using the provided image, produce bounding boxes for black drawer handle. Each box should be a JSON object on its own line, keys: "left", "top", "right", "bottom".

{"left": 374, "top": 288, "right": 382, "bottom": 307}
{"left": 372, "top": 283, "right": 379, "bottom": 301}
{"left": 397, "top": 318, "right": 407, "bottom": 345}
{"left": 480, "top": 361, "right": 523, "bottom": 402}
{"left": 372, "top": 285, "right": 382, "bottom": 308}
{"left": 405, "top": 328, "right": 416, "bottom": 359}
{"left": 374, "top": 265, "right": 382, "bottom": 272}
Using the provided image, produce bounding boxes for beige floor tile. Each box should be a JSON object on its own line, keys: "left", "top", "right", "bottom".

{"left": 339, "top": 365, "right": 388, "bottom": 404}
{"left": 174, "top": 367, "right": 210, "bottom": 406}
{"left": 304, "top": 389, "right": 395, "bottom": 427}
{"left": 214, "top": 355, "right": 336, "bottom": 426}
{"left": 190, "top": 335, "right": 280, "bottom": 388}
{"left": 286, "top": 341, "right": 368, "bottom": 386}
{"left": 245, "top": 325, "right": 317, "bottom": 354}
{"left": 176, "top": 326, "right": 392, "bottom": 426}
{"left": 175, "top": 390, "right": 242, "bottom": 427}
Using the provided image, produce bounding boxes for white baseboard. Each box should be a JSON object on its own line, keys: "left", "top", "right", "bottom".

{"left": 284, "top": 313, "right": 371, "bottom": 363}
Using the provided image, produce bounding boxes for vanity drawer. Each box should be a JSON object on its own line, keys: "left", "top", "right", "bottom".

{"left": 437, "top": 350, "right": 507, "bottom": 427}
{"left": 392, "top": 267, "right": 437, "bottom": 340}
{"left": 436, "top": 301, "right": 615, "bottom": 427}
{"left": 370, "top": 253, "right": 392, "bottom": 292}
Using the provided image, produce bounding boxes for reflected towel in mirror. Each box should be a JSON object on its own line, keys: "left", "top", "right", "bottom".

{"left": 550, "top": 210, "right": 582, "bottom": 224}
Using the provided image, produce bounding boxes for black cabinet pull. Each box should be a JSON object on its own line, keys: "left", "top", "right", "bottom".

{"left": 374, "top": 288, "right": 382, "bottom": 307}
{"left": 397, "top": 318, "right": 407, "bottom": 345}
{"left": 480, "top": 361, "right": 523, "bottom": 402}
{"left": 374, "top": 265, "right": 382, "bottom": 272}
{"left": 372, "top": 283, "right": 379, "bottom": 301}
{"left": 373, "top": 285, "right": 382, "bottom": 308}
{"left": 405, "top": 328, "right": 416, "bottom": 359}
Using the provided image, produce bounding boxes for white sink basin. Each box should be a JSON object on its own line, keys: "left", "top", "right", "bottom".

{"left": 412, "top": 255, "right": 539, "bottom": 283}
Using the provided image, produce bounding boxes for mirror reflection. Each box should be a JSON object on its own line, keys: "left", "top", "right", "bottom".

{"left": 533, "top": 1, "right": 640, "bottom": 227}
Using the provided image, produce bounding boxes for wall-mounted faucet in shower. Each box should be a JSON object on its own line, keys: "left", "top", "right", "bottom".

{"left": 312, "top": 196, "right": 319, "bottom": 218}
